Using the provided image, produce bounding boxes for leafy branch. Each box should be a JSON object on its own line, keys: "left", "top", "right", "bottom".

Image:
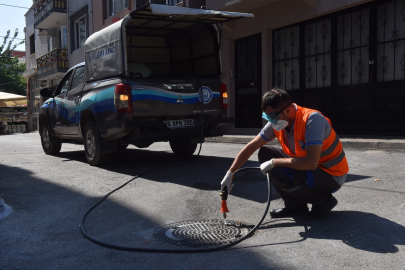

{"left": 0, "top": 29, "right": 26, "bottom": 96}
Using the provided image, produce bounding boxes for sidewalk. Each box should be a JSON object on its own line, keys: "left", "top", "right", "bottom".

{"left": 206, "top": 134, "right": 405, "bottom": 151}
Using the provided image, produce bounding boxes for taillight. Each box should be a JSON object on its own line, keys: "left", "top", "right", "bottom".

{"left": 220, "top": 83, "right": 228, "bottom": 109}
{"left": 114, "top": 83, "right": 132, "bottom": 114}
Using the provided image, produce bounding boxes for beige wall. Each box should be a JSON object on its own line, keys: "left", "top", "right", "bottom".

{"left": 210, "top": 0, "right": 373, "bottom": 127}
{"left": 24, "top": 8, "right": 36, "bottom": 72}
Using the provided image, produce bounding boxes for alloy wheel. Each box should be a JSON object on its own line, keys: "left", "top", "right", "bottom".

{"left": 86, "top": 129, "right": 96, "bottom": 159}
{"left": 42, "top": 128, "right": 50, "bottom": 149}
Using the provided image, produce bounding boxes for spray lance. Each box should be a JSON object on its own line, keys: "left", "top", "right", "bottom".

{"left": 219, "top": 186, "right": 230, "bottom": 224}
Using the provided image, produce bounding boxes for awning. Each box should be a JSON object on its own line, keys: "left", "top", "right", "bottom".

{"left": 131, "top": 4, "right": 255, "bottom": 24}
{"left": 124, "top": 4, "right": 254, "bottom": 38}
{"left": 0, "top": 92, "right": 27, "bottom": 107}
{"left": 0, "top": 100, "right": 26, "bottom": 107}
{"left": 0, "top": 91, "right": 26, "bottom": 100}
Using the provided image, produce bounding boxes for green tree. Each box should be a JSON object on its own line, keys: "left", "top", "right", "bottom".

{"left": 0, "top": 29, "right": 26, "bottom": 96}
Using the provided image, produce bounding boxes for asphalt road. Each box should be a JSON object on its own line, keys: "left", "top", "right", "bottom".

{"left": 1, "top": 133, "right": 404, "bottom": 270}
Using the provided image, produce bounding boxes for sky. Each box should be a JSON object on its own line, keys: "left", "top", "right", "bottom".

{"left": 0, "top": 0, "right": 34, "bottom": 52}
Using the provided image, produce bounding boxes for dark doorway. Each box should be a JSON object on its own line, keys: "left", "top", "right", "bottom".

{"left": 235, "top": 34, "right": 262, "bottom": 128}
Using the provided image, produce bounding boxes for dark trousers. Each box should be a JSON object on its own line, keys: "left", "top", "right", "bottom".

{"left": 258, "top": 146, "right": 341, "bottom": 207}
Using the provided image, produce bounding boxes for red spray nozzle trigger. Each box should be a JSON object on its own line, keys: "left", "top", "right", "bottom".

{"left": 220, "top": 200, "right": 229, "bottom": 213}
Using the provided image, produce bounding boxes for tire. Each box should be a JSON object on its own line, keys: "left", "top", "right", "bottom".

{"left": 40, "top": 125, "right": 62, "bottom": 155}
{"left": 83, "top": 121, "right": 111, "bottom": 166}
{"left": 117, "top": 144, "right": 128, "bottom": 151}
{"left": 169, "top": 140, "right": 198, "bottom": 156}
{"left": 133, "top": 142, "right": 153, "bottom": 149}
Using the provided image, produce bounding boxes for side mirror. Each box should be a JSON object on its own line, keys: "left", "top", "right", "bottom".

{"left": 40, "top": 87, "right": 55, "bottom": 98}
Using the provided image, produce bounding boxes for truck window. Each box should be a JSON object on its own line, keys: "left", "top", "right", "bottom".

{"left": 125, "top": 23, "right": 218, "bottom": 78}
{"left": 54, "top": 70, "right": 73, "bottom": 96}
{"left": 70, "top": 66, "right": 86, "bottom": 90}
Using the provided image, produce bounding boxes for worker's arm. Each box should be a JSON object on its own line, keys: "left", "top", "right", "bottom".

{"left": 221, "top": 134, "right": 269, "bottom": 192}
{"left": 272, "top": 144, "right": 322, "bottom": 171}
{"left": 229, "top": 134, "right": 269, "bottom": 173}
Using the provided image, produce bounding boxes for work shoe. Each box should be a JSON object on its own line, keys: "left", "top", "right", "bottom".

{"left": 304, "top": 196, "right": 338, "bottom": 220}
{"left": 270, "top": 205, "right": 309, "bottom": 218}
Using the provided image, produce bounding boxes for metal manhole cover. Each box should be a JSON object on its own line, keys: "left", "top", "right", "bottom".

{"left": 154, "top": 219, "right": 253, "bottom": 247}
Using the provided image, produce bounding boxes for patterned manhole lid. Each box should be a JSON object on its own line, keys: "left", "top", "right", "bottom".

{"left": 154, "top": 219, "right": 253, "bottom": 247}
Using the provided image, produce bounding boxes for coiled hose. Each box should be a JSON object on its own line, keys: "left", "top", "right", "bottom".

{"left": 79, "top": 166, "right": 271, "bottom": 253}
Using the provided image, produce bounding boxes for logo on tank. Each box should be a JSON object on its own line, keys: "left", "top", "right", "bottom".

{"left": 198, "top": 86, "right": 213, "bottom": 104}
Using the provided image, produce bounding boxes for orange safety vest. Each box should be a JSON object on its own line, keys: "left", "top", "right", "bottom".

{"left": 273, "top": 104, "right": 349, "bottom": 176}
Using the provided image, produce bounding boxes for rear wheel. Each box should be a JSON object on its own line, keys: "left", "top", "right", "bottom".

{"left": 40, "top": 125, "right": 61, "bottom": 155}
{"left": 117, "top": 144, "right": 128, "bottom": 151}
{"left": 169, "top": 140, "right": 198, "bottom": 156}
{"left": 133, "top": 142, "right": 153, "bottom": 149}
{"left": 83, "top": 121, "right": 111, "bottom": 166}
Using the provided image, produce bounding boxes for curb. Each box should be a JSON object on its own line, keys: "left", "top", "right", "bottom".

{"left": 206, "top": 136, "right": 405, "bottom": 151}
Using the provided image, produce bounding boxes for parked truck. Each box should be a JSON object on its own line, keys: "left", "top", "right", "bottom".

{"left": 39, "top": 4, "right": 253, "bottom": 166}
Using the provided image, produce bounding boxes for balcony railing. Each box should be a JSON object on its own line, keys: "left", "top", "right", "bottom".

{"left": 37, "top": 48, "right": 68, "bottom": 79}
{"left": 34, "top": 0, "right": 67, "bottom": 28}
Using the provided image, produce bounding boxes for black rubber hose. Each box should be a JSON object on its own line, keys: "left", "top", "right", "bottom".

{"left": 79, "top": 167, "right": 271, "bottom": 253}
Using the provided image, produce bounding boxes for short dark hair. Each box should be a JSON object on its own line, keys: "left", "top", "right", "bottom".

{"left": 261, "top": 88, "right": 291, "bottom": 111}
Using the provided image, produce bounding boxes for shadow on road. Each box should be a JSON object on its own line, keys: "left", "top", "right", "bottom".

{"left": 251, "top": 210, "right": 405, "bottom": 254}
{"left": 0, "top": 163, "right": 284, "bottom": 269}
{"left": 56, "top": 147, "right": 372, "bottom": 204}
{"left": 345, "top": 174, "right": 371, "bottom": 183}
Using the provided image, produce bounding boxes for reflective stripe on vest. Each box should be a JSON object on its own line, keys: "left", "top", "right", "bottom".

{"left": 320, "top": 149, "right": 346, "bottom": 169}
{"left": 320, "top": 134, "right": 340, "bottom": 158}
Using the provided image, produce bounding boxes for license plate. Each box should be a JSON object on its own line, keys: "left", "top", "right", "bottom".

{"left": 164, "top": 119, "right": 194, "bottom": 129}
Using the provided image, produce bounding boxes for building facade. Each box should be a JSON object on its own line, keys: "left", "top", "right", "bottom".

{"left": 208, "top": 0, "right": 405, "bottom": 135}
{"left": 25, "top": 0, "right": 403, "bottom": 135}
{"left": 23, "top": 6, "right": 41, "bottom": 132}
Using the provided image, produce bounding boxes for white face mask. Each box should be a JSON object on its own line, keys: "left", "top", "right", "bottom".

{"left": 272, "top": 120, "right": 288, "bottom": 131}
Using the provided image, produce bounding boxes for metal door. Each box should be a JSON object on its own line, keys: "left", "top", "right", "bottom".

{"left": 273, "top": 25, "right": 302, "bottom": 109}
{"left": 334, "top": 7, "right": 373, "bottom": 132}
{"left": 302, "top": 18, "right": 335, "bottom": 122}
{"left": 272, "top": 0, "right": 405, "bottom": 134}
{"left": 235, "top": 34, "right": 262, "bottom": 128}
{"left": 373, "top": 0, "right": 405, "bottom": 133}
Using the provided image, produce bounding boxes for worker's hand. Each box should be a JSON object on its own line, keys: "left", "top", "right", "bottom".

{"left": 221, "top": 171, "right": 234, "bottom": 193}
{"left": 260, "top": 159, "right": 275, "bottom": 175}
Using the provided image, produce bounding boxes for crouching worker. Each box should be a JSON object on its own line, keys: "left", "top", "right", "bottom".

{"left": 221, "top": 89, "right": 349, "bottom": 220}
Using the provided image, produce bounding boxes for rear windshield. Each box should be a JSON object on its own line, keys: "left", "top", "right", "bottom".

{"left": 125, "top": 22, "right": 219, "bottom": 78}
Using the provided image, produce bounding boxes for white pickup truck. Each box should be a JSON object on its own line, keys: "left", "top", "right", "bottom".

{"left": 39, "top": 4, "right": 253, "bottom": 165}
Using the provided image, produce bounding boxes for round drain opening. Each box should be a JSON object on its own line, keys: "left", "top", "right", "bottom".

{"left": 154, "top": 219, "right": 253, "bottom": 247}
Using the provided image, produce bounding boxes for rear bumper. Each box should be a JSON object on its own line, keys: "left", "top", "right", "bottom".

{"left": 124, "top": 116, "right": 234, "bottom": 128}
{"left": 121, "top": 116, "right": 234, "bottom": 143}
